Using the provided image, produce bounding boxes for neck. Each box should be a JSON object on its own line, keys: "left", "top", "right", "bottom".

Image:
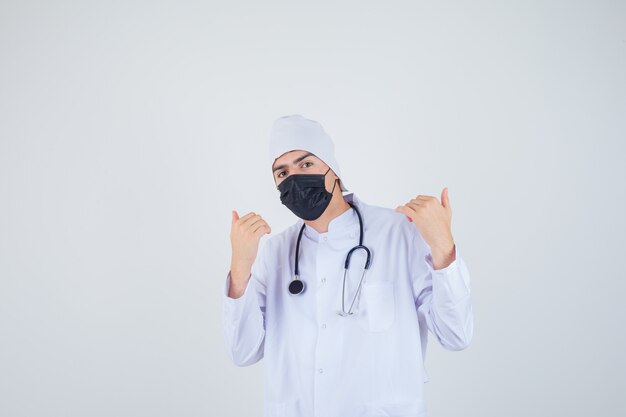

{"left": 304, "top": 188, "right": 350, "bottom": 233}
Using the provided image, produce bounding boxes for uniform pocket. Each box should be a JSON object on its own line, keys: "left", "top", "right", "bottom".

{"left": 358, "top": 281, "right": 395, "bottom": 332}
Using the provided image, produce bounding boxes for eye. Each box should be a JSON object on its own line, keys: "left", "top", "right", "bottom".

{"left": 302, "top": 162, "right": 313, "bottom": 168}
{"left": 277, "top": 171, "right": 286, "bottom": 178}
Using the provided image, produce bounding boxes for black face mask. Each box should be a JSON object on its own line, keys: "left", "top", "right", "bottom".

{"left": 277, "top": 166, "right": 338, "bottom": 220}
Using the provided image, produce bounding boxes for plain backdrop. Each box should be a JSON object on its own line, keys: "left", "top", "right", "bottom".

{"left": 1, "top": 1, "right": 625, "bottom": 416}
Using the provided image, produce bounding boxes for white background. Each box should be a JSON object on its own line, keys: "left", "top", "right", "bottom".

{"left": 1, "top": 1, "right": 625, "bottom": 416}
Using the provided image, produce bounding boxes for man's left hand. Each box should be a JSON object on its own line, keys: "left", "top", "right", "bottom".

{"left": 395, "top": 187, "right": 456, "bottom": 270}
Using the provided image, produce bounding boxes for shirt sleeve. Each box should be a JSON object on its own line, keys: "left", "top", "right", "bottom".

{"left": 410, "top": 231, "right": 474, "bottom": 351}
{"left": 222, "top": 242, "right": 269, "bottom": 366}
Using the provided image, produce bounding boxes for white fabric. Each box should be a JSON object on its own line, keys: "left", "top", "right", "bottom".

{"left": 222, "top": 192, "right": 473, "bottom": 417}
{"left": 268, "top": 114, "right": 349, "bottom": 192}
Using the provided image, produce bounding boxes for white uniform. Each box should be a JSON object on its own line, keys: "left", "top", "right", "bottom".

{"left": 222, "top": 192, "right": 474, "bottom": 417}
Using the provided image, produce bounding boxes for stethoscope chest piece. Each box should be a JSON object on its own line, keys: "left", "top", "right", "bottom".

{"left": 288, "top": 276, "right": 305, "bottom": 295}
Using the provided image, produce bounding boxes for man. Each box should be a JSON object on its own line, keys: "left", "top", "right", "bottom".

{"left": 223, "top": 114, "right": 473, "bottom": 417}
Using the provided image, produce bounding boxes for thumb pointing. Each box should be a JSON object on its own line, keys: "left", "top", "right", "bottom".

{"left": 441, "top": 187, "right": 450, "bottom": 210}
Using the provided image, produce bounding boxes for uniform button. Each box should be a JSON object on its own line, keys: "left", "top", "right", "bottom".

{"left": 318, "top": 368, "right": 324, "bottom": 373}
{"left": 321, "top": 277, "right": 326, "bottom": 284}
{"left": 322, "top": 323, "right": 327, "bottom": 329}
{"left": 322, "top": 236, "right": 327, "bottom": 242}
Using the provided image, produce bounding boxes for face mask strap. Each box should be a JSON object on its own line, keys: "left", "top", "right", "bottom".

{"left": 323, "top": 166, "right": 337, "bottom": 195}
{"left": 330, "top": 177, "right": 338, "bottom": 194}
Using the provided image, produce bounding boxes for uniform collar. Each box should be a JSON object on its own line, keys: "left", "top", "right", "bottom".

{"left": 301, "top": 192, "right": 363, "bottom": 242}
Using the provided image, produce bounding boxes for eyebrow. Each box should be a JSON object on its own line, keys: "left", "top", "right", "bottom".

{"left": 272, "top": 152, "right": 315, "bottom": 173}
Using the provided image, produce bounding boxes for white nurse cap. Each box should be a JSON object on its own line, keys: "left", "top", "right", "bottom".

{"left": 268, "top": 114, "right": 349, "bottom": 192}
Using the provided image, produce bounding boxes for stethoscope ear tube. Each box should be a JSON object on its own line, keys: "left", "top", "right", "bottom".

{"left": 344, "top": 245, "right": 371, "bottom": 270}
{"left": 287, "top": 202, "right": 372, "bottom": 306}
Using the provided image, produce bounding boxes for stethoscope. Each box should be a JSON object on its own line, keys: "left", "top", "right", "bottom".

{"left": 288, "top": 202, "right": 372, "bottom": 316}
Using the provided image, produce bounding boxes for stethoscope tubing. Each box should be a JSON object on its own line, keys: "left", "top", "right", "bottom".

{"left": 288, "top": 202, "right": 372, "bottom": 316}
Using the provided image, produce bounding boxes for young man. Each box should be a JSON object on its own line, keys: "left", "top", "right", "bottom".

{"left": 223, "top": 114, "right": 473, "bottom": 417}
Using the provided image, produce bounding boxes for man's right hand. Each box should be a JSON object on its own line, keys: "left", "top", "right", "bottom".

{"left": 229, "top": 210, "right": 271, "bottom": 297}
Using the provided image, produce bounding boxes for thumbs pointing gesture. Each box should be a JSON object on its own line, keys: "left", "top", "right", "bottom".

{"left": 395, "top": 187, "right": 456, "bottom": 270}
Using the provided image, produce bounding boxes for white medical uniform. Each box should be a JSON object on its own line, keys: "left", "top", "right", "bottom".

{"left": 222, "top": 192, "right": 473, "bottom": 417}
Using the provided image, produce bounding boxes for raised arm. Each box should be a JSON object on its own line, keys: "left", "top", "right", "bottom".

{"left": 222, "top": 210, "right": 271, "bottom": 366}
{"left": 397, "top": 187, "right": 473, "bottom": 351}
